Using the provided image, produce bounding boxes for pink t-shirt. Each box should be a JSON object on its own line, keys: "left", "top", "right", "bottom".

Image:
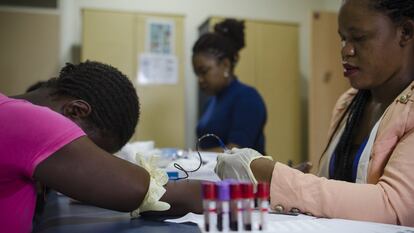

{"left": 0, "top": 93, "right": 85, "bottom": 233}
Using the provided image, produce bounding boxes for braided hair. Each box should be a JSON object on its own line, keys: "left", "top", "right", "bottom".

{"left": 332, "top": 90, "right": 370, "bottom": 181}
{"left": 370, "top": 0, "right": 414, "bottom": 23}
{"left": 193, "top": 18, "right": 245, "bottom": 70}
{"left": 45, "top": 61, "right": 139, "bottom": 151}
{"left": 26, "top": 81, "right": 47, "bottom": 93}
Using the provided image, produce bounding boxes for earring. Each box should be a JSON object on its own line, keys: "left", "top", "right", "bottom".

{"left": 224, "top": 71, "right": 229, "bottom": 78}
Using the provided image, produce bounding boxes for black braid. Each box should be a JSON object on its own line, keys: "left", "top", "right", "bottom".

{"left": 332, "top": 90, "right": 370, "bottom": 181}
{"left": 370, "top": 0, "right": 414, "bottom": 23}
{"left": 45, "top": 61, "right": 139, "bottom": 151}
{"left": 193, "top": 18, "right": 245, "bottom": 69}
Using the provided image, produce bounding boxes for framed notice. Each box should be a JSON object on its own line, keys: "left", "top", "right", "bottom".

{"left": 146, "top": 19, "right": 175, "bottom": 54}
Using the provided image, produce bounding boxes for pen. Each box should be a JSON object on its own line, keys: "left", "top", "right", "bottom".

{"left": 269, "top": 211, "right": 300, "bottom": 216}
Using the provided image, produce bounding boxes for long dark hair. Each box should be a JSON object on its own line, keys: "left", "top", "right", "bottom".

{"left": 370, "top": 0, "right": 414, "bottom": 23}
{"left": 331, "top": 90, "right": 370, "bottom": 181}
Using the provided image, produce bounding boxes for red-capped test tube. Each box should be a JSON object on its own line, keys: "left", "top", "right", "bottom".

{"left": 229, "top": 182, "right": 243, "bottom": 231}
{"left": 257, "top": 182, "right": 270, "bottom": 231}
{"left": 241, "top": 182, "right": 254, "bottom": 231}
{"left": 202, "top": 182, "right": 217, "bottom": 232}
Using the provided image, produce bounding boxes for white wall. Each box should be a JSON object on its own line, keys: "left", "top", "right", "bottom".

{"left": 323, "top": 0, "right": 342, "bottom": 11}
{"left": 58, "top": 0, "right": 331, "bottom": 148}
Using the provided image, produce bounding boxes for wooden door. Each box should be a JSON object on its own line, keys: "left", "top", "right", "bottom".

{"left": 0, "top": 10, "right": 59, "bottom": 95}
{"left": 206, "top": 17, "right": 300, "bottom": 163}
{"left": 82, "top": 10, "right": 185, "bottom": 148}
{"left": 256, "top": 22, "right": 300, "bottom": 164}
{"left": 135, "top": 14, "right": 185, "bottom": 148}
{"left": 309, "top": 11, "right": 350, "bottom": 170}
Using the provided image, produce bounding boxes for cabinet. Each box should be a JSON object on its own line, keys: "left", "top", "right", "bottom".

{"left": 0, "top": 10, "right": 59, "bottom": 95}
{"left": 309, "top": 11, "right": 350, "bottom": 170}
{"left": 200, "top": 17, "right": 301, "bottom": 164}
{"left": 82, "top": 10, "right": 185, "bottom": 148}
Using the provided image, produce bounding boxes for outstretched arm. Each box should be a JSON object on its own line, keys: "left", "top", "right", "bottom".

{"left": 34, "top": 136, "right": 150, "bottom": 212}
{"left": 142, "top": 179, "right": 203, "bottom": 216}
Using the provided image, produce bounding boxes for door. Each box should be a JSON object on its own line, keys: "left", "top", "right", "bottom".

{"left": 0, "top": 9, "right": 59, "bottom": 95}
{"left": 82, "top": 10, "right": 185, "bottom": 148}
{"left": 309, "top": 11, "right": 350, "bottom": 170}
{"left": 204, "top": 17, "right": 301, "bottom": 164}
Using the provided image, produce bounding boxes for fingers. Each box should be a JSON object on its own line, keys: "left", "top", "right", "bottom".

{"left": 248, "top": 148, "right": 264, "bottom": 157}
{"left": 230, "top": 147, "right": 241, "bottom": 154}
{"left": 293, "top": 161, "right": 313, "bottom": 173}
{"left": 215, "top": 153, "right": 229, "bottom": 163}
{"left": 214, "top": 156, "right": 225, "bottom": 178}
{"left": 213, "top": 160, "right": 220, "bottom": 174}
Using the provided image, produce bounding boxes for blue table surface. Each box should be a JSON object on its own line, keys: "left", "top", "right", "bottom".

{"left": 33, "top": 192, "right": 201, "bottom": 233}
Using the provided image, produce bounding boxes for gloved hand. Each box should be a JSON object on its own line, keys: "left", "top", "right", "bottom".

{"left": 214, "top": 148, "right": 273, "bottom": 185}
{"left": 130, "top": 154, "right": 171, "bottom": 218}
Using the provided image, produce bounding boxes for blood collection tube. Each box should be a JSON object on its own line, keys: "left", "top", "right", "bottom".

{"left": 257, "top": 182, "right": 270, "bottom": 231}
{"left": 202, "top": 182, "right": 217, "bottom": 232}
{"left": 229, "top": 182, "right": 242, "bottom": 231}
{"left": 216, "top": 182, "right": 230, "bottom": 232}
{"left": 241, "top": 182, "right": 254, "bottom": 231}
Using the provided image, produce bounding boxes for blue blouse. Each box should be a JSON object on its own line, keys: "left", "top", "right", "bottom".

{"left": 329, "top": 138, "right": 368, "bottom": 182}
{"left": 196, "top": 79, "right": 267, "bottom": 154}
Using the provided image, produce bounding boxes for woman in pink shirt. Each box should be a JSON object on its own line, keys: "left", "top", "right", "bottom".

{"left": 215, "top": 0, "right": 414, "bottom": 226}
{"left": 0, "top": 61, "right": 202, "bottom": 233}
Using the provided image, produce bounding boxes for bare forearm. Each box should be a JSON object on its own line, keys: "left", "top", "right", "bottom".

{"left": 34, "top": 137, "right": 150, "bottom": 212}
{"left": 250, "top": 158, "right": 276, "bottom": 183}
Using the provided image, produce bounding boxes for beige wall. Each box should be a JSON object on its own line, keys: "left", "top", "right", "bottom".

{"left": 0, "top": 8, "right": 60, "bottom": 95}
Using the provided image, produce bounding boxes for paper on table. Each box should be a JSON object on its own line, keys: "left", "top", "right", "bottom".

{"left": 165, "top": 211, "right": 314, "bottom": 224}
{"left": 316, "top": 219, "right": 414, "bottom": 233}
{"left": 165, "top": 211, "right": 315, "bottom": 232}
{"left": 165, "top": 212, "right": 204, "bottom": 226}
{"left": 165, "top": 212, "right": 414, "bottom": 233}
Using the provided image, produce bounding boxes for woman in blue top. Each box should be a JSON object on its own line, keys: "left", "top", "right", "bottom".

{"left": 192, "top": 19, "right": 267, "bottom": 154}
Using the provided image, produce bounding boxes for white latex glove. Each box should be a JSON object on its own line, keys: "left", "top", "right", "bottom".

{"left": 130, "top": 153, "right": 171, "bottom": 218}
{"left": 214, "top": 148, "right": 273, "bottom": 185}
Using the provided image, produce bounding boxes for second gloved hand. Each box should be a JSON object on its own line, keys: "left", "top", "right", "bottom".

{"left": 214, "top": 148, "right": 273, "bottom": 184}
{"left": 130, "top": 154, "right": 171, "bottom": 218}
